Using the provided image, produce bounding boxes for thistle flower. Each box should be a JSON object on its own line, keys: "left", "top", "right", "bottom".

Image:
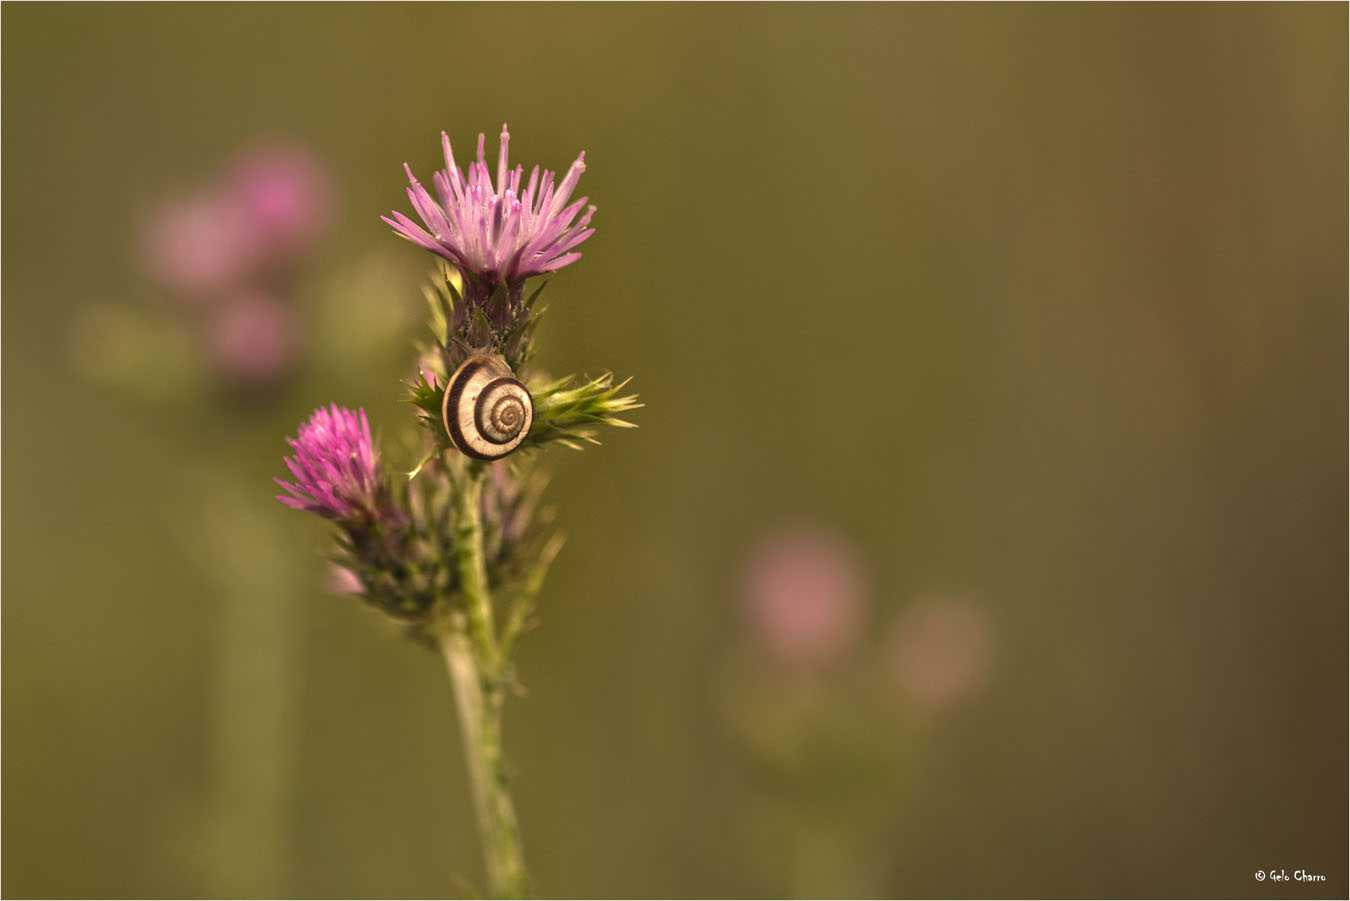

{"left": 143, "top": 141, "right": 332, "bottom": 302}
{"left": 275, "top": 404, "right": 381, "bottom": 519}
{"left": 206, "top": 291, "right": 296, "bottom": 385}
{"left": 383, "top": 125, "right": 595, "bottom": 289}
{"left": 225, "top": 141, "right": 333, "bottom": 254}
{"left": 143, "top": 190, "right": 257, "bottom": 300}
{"left": 742, "top": 526, "right": 867, "bottom": 668}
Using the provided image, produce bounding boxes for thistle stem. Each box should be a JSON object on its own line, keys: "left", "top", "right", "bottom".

{"left": 452, "top": 469, "right": 501, "bottom": 676}
{"left": 443, "top": 466, "right": 529, "bottom": 899}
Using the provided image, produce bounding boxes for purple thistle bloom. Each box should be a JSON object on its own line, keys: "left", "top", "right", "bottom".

{"left": 383, "top": 125, "right": 596, "bottom": 287}
{"left": 275, "top": 404, "right": 381, "bottom": 519}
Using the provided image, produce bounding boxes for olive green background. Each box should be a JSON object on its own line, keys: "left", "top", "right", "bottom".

{"left": 3, "top": 4, "right": 1346, "bottom": 898}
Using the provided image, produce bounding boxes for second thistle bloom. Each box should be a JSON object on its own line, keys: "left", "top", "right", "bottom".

{"left": 275, "top": 404, "right": 382, "bottom": 520}
{"left": 383, "top": 125, "right": 595, "bottom": 289}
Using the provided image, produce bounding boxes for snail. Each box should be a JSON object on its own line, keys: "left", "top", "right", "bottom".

{"left": 442, "top": 354, "right": 534, "bottom": 460}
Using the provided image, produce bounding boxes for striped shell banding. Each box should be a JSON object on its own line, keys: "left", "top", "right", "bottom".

{"left": 442, "top": 354, "right": 534, "bottom": 460}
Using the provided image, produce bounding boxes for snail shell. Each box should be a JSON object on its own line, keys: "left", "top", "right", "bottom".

{"left": 442, "top": 354, "right": 534, "bottom": 460}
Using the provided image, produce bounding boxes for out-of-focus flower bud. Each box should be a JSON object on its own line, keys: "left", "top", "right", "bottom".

{"left": 225, "top": 142, "right": 332, "bottom": 257}
{"left": 207, "top": 292, "right": 297, "bottom": 385}
{"left": 142, "top": 191, "right": 258, "bottom": 300}
{"left": 883, "top": 598, "right": 993, "bottom": 715}
{"left": 742, "top": 526, "right": 867, "bottom": 668}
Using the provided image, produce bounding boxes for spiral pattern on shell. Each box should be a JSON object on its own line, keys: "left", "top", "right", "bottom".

{"left": 442, "top": 354, "right": 534, "bottom": 460}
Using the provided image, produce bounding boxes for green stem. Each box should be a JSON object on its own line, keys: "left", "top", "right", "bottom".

{"left": 175, "top": 467, "right": 300, "bottom": 897}
{"left": 452, "top": 467, "right": 501, "bottom": 676}
{"left": 444, "top": 465, "right": 529, "bottom": 899}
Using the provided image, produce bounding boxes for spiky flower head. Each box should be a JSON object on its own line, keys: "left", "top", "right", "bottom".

{"left": 275, "top": 404, "right": 381, "bottom": 520}
{"left": 382, "top": 125, "right": 595, "bottom": 290}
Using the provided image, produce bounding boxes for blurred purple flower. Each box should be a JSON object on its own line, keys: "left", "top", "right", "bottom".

{"left": 142, "top": 140, "right": 333, "bottom": 303}
{"left": 383, "top": 124, "right": 595, "bottom": 287}
{"left": 142, "top": 191, "right": 257, "bottom": 300}
{"left": 883, "top": 599, "right": 993, "bottom": 715}
{"left": 225, "top": 142, "right": 332, "bottom": 255}
{"left": 206, "top": 292, "right": 297, "bottom": 386}
{"left": 275, "top": 404, "right": 381, "bottom": 520}
{"left": 325, "top": 564, "right": 365, "bottom": 596}
{"left": 742, "top": 526, "right": 866, "bottom": 668}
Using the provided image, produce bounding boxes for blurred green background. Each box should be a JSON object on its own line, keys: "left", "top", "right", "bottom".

{"left": 3, "top": 4, "right": 1346, "bottom": 898}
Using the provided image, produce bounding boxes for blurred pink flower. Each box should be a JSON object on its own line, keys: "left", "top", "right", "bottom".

{"left": 225, "top": 141, "right": 332, "bottom": 255}
{"left": 742, "top": 526, "right": 867, "bottom": 667}
{"left": 326, "top": 565, "right": 364, "bottom": 596}
{"left": 205, "top": 293, "right": 296, "bottom": 385}
{"left": 884, "top": 599, "right": 993, "bottom": 715}
{"left": 142, "top": 191, "right": 258, "bottom": 300}
{"left": 135, "top": 139, "right": 333, "bottom": 390}
{"left": 141, "top": 140, "right": 333, "bottom": 303}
